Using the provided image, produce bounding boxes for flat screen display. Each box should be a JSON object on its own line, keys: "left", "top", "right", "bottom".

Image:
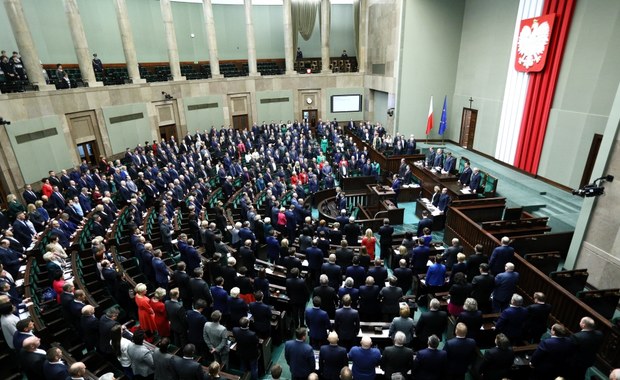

{"left": 331, "top": 94, "right": 362, "bottom": 113}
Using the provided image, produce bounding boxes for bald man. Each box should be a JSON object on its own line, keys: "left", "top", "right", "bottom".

{"left": 68, "top": 362, "right": 87, "bottom": 380}
{"left": 319, "top": 332, "right": 348, "bottom": 380}
{"left": 610, "top": 369, "right": 620, "bottom": 380}
{"left": 19, "top": 335, "right": 46, "bottom": 379}
{"left": 348, "top": 336, "right": 381, "bottom": 380}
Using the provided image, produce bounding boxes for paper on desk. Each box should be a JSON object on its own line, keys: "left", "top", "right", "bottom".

{"left": 302, "top": 260, "right": 309, "bottom": 267}
{"left": 431, "top": 210, "right": 442, "bottom": 216}
{"left": 460, "top": 188, "right": 471, "bottom": 194}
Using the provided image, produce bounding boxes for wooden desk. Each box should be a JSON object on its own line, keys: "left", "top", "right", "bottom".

{"left": 415, "top": 199, "right": 446, "bottom": 230}
{"left": 410, "top": 162, "right": 475, "bottom": 200}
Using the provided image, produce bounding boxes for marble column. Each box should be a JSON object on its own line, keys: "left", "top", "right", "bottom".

{"left": 63, "top": 0, "right": 102, "bottom": 87}
{"left": 244, "top": 0, "right": 258, "bottom": 76}
{"left": 202, "top": 0, "right": 222, "bottom": 78}
{"left": 283, "top": 0, "right": 296, "bottom": 75}
{"left": 320, "top": 0, "right": 331, "bottom": 73}
{"left": 160, "top": 0, "right": 185, "bottom": 81}
{"left": 113, "top": 0, "right": 145, "bottom": 83}
{"left": 3, "top": 0, "right": 54, "bottom": 90}
{"left": 357, "top": 0, "right": 368, "bottom": 73}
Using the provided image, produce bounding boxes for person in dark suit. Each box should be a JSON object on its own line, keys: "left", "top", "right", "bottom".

{"left": 187, "top": 299, "right": 208, "bottom": 355}
{"left": 465, "top": 244, "right": 488, "bottom": 282}
{"left": 471, "top": 263, "right": 494, "bottom": 313}
{"left": 22, "top": 185, "right": 38, "bottom": 205}
{"left": 523, "top": 292, "right": 552, "bottom": 343}
{"left": 530, "top": 323, "right": 575, "bottom": 380}
{"left": 488, "top": 236, "right": 514, "bottom": 275}
{"left": 19, "top": 336, "right": 46, "bottom": 380}
{"left": 43, "top": 346, "right": 69, "bottom": 380}
{"left": 417, "top": 210, "right": 433, "bottom": 238}
{"left": 228, "top": 287, "right": 248, "bottom": 329}
{"left": 0, "top": 238, "right": 25, "bottom": 279}
{"left": 152, "top": 249, "right": 170, "bottom": 289}
{"left": 570, "top": 316, "right": 604, "bottom": 380}
{"left": 393, "top": 259, "right": 413, "bottom": 295}
{"left": 335, "top": 240, "right": 354, "bottom": 272}
{"left": 479, "top": 333, "right": 515, "bottom": 380}
{"left": 469, "top": 167, "right": 482, "bottom": 194}
{"left": 233, "top": 317, "right": 260, "bottom": 380}
{"left": 379, "top": 276, "right": 403, "bottom": 322}
{"left": 455, "top": 298, "right": 483, "bottom": 341}
{"left": 413, "top": 335, "right": 448, "bottom": 380}
{"left": 436, "top": 188, "right": 451, "bottom": 213}
{"left": 492, "top": 262, "right": 519, "bottom": 312}
{"left": 343, "top": 217, "right": 361, "bottom": 247}
{"left": 358, "top": 276, "right": 381, "bottom": 322}
{"left": 98, "top": 307, "right": 120, "bottom": 362}
{"left": 172, "top": 262, "right": 191, "bottom": 308}
{"left": 153, "top": 338, "right": 176, "bottom": 380}
{"left": 249, "top": 290, "right": 272, "bottom": 339}
{"left": 345, "top": 255, "right": 367, "bottom": 289}
{"left": 444, "top": 323, "right": 477, "bottom": 380}
{"left": 79, "top": 305, "right": 99, "bottom": 353}
{"left": 381, "top": 331, "right": 414, "bottom": 379}
{"left": 368, "top": 259, "right": 388, "bottom": 287}
{"left": 319, "top": 332, "right": 348, "bottom": 380}
{"left": 170, "top": 344, "right": 209, "bottom": 380}
{"left": 12, "top": 212, "right": 34, "bottom": 248}
{"left": 305, "top": 296, "right": 331, "bottom": 349}
{"left": 313, "top": 275, "right": 338, "bottom": 319}
{"left": 334, "top": 294, "right": 360, "bottom": 351}
{"left": 458, "top": 161, "right": 472, "bottom": 187}
{"left": 285, "top": 328, "right": 315, "bottom": 380}
{"left": 306, "top": 239, "right": 324, "bottom": 287}
{"left": 415, "top": 298, "right": 448, "bottom": 350}
{"left": 321, "top": 254, "right": 342, "bottom": 290}
{"left": 494, "top": 293, "right": 528, "bottom": 344}
{"left": 286, "top": 268, "right": 309, "bottom": 329}
{"left": 440, "top": 238, "right": 463, "bottom": 271}
{"left": 189, "top": 268, "right": 213, "bottom": 307}
{"left": 378, "top": 219, "right": 394, "bottom": 264}
{"left": 165, "top": 288, "right": 188, "bottom": 348}
{"left": 443, "top": 152, "right": 456, "bottom": 173}
{"left": 349, "top": 336, "right": 382, "bottom": 380}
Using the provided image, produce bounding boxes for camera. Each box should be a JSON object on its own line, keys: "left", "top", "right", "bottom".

{"left": 0, "top": 117, "right": 10, "bottom": 126}
{"left": 572, "top": 175, "right": 614, "bottom": 197}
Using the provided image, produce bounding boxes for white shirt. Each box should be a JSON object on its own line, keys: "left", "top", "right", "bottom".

{"left": 1, "top": 313, "right": 19, "bottom": 349}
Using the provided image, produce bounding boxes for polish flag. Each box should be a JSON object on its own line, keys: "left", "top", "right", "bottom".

{"left": 426, "top": 96, "right": 434, "bottom": 135}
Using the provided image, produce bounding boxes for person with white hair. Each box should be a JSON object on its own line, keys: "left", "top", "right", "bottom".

{"left": 228, "top": 287, "right": 248, "bottom": 329}
{"left": 495, "top": 293, "right": 527, "bottom": 344}
{"left": 381, "top": 331, "right": 414, "bottom": 380}
{"left": 488, "top": 236, "right": 514, "bottom": 275}
{"left": 348, "top": 336, "right": 381, "bottom": 380}
{"left": 492, "top": 262, "right": 519, "bottom": 312}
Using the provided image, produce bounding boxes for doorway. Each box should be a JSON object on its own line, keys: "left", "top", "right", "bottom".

{"left": 580, "top": 134, "right": 603, "bottom": 188}
{"left": 76, "top": 141, "right": 100, "bottom": 166}
{"left": 302, "top": 109, "right": 318, "bottom": 128}
{"left": 459, "top": 108, "right": 477, "bottom": 149}
{"left": 159, "top": 124, "right": 177, "bottom": 141}
{"left": 233, "top": 114, "right": 249, "bottom": 130}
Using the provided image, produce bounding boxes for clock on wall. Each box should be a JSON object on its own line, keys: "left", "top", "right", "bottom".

{"left": 306, "top": 97, "right": 313, "bottom": 105}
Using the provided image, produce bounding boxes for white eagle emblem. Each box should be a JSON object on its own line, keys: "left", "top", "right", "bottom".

{"left": 517, "top": 19, "right": 551, "bottom": 69}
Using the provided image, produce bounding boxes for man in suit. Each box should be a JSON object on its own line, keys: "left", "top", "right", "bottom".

{"left": 319, "top": 332, "right": 348, "bottom": 380}
{"left": 189, "top": 268, "right": 213, "bottom": 307}
{"left": 378, "top": 219, "right": 394, "bottom": 264}
{"left": 0, "top": 238, "right": 25, "bottom": 279}
{"left": 368, "top": 259, "right": 388, "bottom": 287}
{"left": 43, "top": 346, "right": 69, "bottom": 380}
{"left": 305, "top": 296, "right": 331, "bottom": 349}
{"left": 349, "top": 336, "right": 382, "bottom": 380}
{"left": 417, "top": 210, "right": 433, "bottom": 237}
{"left": 345, "top": 255, "right": 366, "bottom": 289}
{"left": 358, "top": 276, "right": 381, "bottom": 322}
{"left": 570, "top": 316, "right": 604, "bottom": 380}
{"left": 22, "top": 184, "right": 38, "bottom": 205}
{"left": 98, "top": 307, "right": 120, "bottom": 362}
{"left": 203, "top": 310, "right": 229, "bottom": 369}
{"left": 286, "top": 268, "right": 309, "bottom": 329}
{"left": 152, "top": 338, "right": 176, "bottom": 380}
{"left": 285, "top": 327, "right": 315, "bottom": 380}
{"left": 523, "top": 292, "right": 552, "bottom": 343}
{"left": 469, "top": 167, "right": 482, "bottom": 194}
{"left": 436, "top": 187, "right": 451, "bottom": 213}
{"left": 152, "top": 249, "right": 170, "bottom": 289}
{"left": 249, "top": 290, "right": 272, "bottom": 338}
{"left": 471, "top": 263, "right": 494, "bottom": 313}
{"left": 79, "top": 305, "right": 99, "bottom": 353}
{"left": 413, "top": 335, "right": 447, "bottom": 380}
{"left": 335, "top": 240, "right": 354, "bottom": 272}
{"left": 313, "top": 275, "right": 338, "bottom": 319}
{"left": 393, "top": 259, "right": 413, "bottom": 295}
{"left": 172, "top": 261, "right": 191, "bottom": 308}
{"left": 321, "top": 254, "right": 342, "bottom": 290}
{"left": 465, "top": 244, "right": 488, "bottom": 282}
{"left": 531, "top": 323, "right": 575, "bottom": 380}
{"left": 479, "top": 333, "right": 515, "bottom": 380}
{"left": 494, "top": 293, "right": 528, "bottom": 344}
{"left": 165, "top": 288, "right": 188, "bottom": 348}
{"left": 233, "top": 317, "right": 260, "bottom": 380}
{"left": 381, "top": 331, "right": 414, "bottom": 380}
{"left": 443, "top": 152, "right": 456, "bottom": 173}
{"left": 492, "top": 262, "right": 519, "bottom": 312}
{"left": 458, "top": 161, "right": 472, "bottom": 187}
{"left": 343, "top": 217, "right": 361, "bottom": 247}
{"left": 187, "top": 299, "right": 208, "bottom": 356}
{"left": 433, "top": 148, "right": 445, "bottom": 168}
{"left": 12, "top": 212, "right": 34, "bottom": 249}
{"left": 306, "top": 239, "right": 324, "bottom": 287}
{"left": 440, "top": 238, "right": 463, "bottom": 271}
{"left": 19, "top": 335, "right": 46, "bottom": 379}
{"left": 379, "top": 276, "right": 403, "bottom": 322}
{"left": 488, "top": 236, "right": 514, "bottom": 275}
{"left": 334, "top": 294, "right": 360, "bottom": 351}
{"left": 444, "top": 323, "right": 477, "bottom": 380}
{"left": 415, "top": 298, "right": 448, "bottom": 350}
{"left": 170, "top": 344, "right": 208, "bottom": 380}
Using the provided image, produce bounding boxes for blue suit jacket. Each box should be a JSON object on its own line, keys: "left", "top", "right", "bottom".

{"left": 249, "top": 301, "right": 272, "bottom": 335}
{"left": 414, "top": 348, "right": 447, "bottom": 380}
{"left": 469, "top": 173, "right": 482, "bottom": 192}
{"left": 152, "top": 257, "right": 169, "bottom": 284}
{"left": 488, "top": 245, "right": 515, "bottom": 275}
{"left": 305, "top": 306, "right": 331, "bottom": 340}
{"left": 285, "top": 339, "right": 316, "bottom": 379}
{"left": 493, "top": 271, "right": 519, "bottom": 303}
{"left": 437, "top": 193, "right": 451, "bottom": 212}
{"left": 319, "top": 344, "right": 348, "bottom": 380}
{"left": 43, "top": 360, "right": 69, "bottom": 380}
{"left": 186, "top": 309, "right": 207, "bottom": 346}
{"left": 531, "top": 336, "right": 575, "bottom": 377}
{"left": 495, "top": 305, "right": 528, "bottom": 342}
{"left": 334, "top": 307, "right": 360, "bottom": 340}
{"left": 444, "top": 337, "right": 477, "bottom": 375}
{"left": 425, "top": 263, "right": 446, "bottom": 287}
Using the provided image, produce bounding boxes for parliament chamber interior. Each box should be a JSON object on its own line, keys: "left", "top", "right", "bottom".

{"left": 1, "top": 0, "right": 620, "bottom": 379}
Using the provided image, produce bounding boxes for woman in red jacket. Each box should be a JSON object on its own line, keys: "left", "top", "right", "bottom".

{"left": 134, "top": 283, "right": 157, "bottom": 337}
{"left": 149, "top": 287, "right": 169, "bottom": 337}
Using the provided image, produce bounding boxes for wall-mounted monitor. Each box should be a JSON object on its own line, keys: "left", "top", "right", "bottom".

{"left": 331, "top": 94, "right": 362, "bottom": 113}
